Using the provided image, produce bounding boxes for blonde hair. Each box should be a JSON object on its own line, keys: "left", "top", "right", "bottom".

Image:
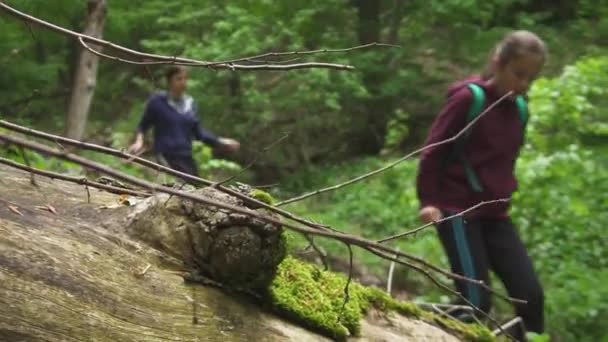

{"left": 482, "top": 30, "right": 547, "bottom": 80}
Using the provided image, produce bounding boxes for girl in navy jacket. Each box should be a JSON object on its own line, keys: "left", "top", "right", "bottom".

{"left": 129, "top": 66, "right": 239, "bottom": 176}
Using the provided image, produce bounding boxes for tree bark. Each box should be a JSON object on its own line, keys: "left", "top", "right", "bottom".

{"left": 352, "top": 0, "right": 390, "bottom": 154}
{"left": 64, "top": 0, "right": 106, "bottom": 140}
{"left": 0, "top": 164, "right": 326, "bottom": 342}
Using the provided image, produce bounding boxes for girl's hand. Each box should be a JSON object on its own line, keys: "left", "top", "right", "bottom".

{"left": 218, "top": 138, "right": 240, "bottom": 152}
{"left": 128, "top": 134, "right": 144, "bottom": 154}
{"left": 419, "top": 206, "right": 443, "bottom": 224}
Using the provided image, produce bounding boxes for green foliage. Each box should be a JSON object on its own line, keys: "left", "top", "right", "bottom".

{"left": 510, "top": 58, "right": 608, "bottom": 340}
{"left": 526, "top": 332, "right": 551, "bottom": 342}
{"left": 512, "top": 147, "right": 608, "bottom": 342}
{"left": 527, "top": 56, "right": 608, "bottom": 151}
{"left": 2, "top": 0, "right": 606, "bottom": 174}
{"left": 278, "top": 55, "right": 608, "bottom": 341}
{"left": 249, "top": 189, "right": 276, "bottom": 205}
{"left": 1, "top": 1, "right": 607, "bottom": 341}
{"left": 279, "top": 158, "right": 446, "bottom": 292}
{"left": 269, "top": 255, "right": 493, "bottom": 341}
{"left": 382, "top": 109, "right": 411, "bottom": 154}
{"left": 191, "top": 143, "right": 242, "bottom": 180}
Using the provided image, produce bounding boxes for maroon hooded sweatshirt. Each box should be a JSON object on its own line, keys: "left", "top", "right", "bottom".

{"left": 416, "top": 76, "right": 526, "bottom": 218}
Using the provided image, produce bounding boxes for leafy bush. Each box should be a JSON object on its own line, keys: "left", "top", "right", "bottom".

{"left": 280, "top": 57, "right": 608, "bottom": 338}
{"left": 527, "top": 56, "right": 608, "bottom": 151}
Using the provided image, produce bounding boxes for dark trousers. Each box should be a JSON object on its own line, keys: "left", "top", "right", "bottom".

{"left": 436, "top": 213, "right": 544, "bottom": 336}
{"left": 158, "top": 153, "right": 199, "bottom": 178}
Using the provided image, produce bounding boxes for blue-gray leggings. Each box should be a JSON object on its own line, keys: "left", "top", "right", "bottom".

{"left": 436, "top": 213, "right": 544, "bottom": 335}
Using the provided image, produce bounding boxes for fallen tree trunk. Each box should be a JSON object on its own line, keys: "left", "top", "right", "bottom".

{"left": 0, "top": 165, "right": 323, "bottom": 341}
{"left": 0, "top": 164, "right": 468, "bottom": 341}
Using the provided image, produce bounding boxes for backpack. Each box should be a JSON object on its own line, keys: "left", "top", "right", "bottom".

{"left": 444, "top": 83, "right": 529, "bottom": 193}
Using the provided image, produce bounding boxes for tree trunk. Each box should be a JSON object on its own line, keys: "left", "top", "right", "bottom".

{"left": 352, "top": 0, "right": 390, "bottom": 155}
{"left": 0, "top": 164, "right": 325, "bottom": 342}
{"left": 64, "top": 0, "right": 107, "bottom": 140}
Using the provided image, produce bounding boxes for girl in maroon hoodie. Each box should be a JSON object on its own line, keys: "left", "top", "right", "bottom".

{"left": 416, "top": 31, "right": 547, "bottom": 337}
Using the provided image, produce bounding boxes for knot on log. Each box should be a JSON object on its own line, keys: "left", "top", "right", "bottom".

{"left": 126, "top": 187, "right": 286, "bottom": 290}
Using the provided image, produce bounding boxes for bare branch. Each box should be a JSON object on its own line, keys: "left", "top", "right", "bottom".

{"left": 302, "top": 234, "right": 329, "bottom": 271}
{"left": 386, "top": 247, "right": 400, "bottom": 295}
{"left": 337, "top": 243, "right": 353, "bottom": 324}
{"left": 0, "top": 128, "right": 525, "bottom": 307}
{"left": 85, "top": 184, "right": 91, "bottom": 203}
{"left": 0, "top": 3, "right": 355, "bottom": 71}
{"left": 78, "top": 37, "right": 353, "bottom": 70}
{"left": 0, "top": 88, "right": 69, "bottom": 113}
{"left": 206, "top": 42, "right": 401, "bottom": 67}
{"left": 0, "top": 119, "right": 342, "bottom": 234}
{"left": 363, "top": 242, "right": 523, "bottom": 305}
{"left": 366, "top": 247, "right": 516, "bottom": 341}
{"left": 214, "top": 132, "right": 290, "bottom": 187}
{"left": 0, "top": 132, "right": 507, "bottom": 296}
{"left": 276, "top": 91, "right": 514, "bottom": 206}
{"left": 377, "top": 199, "right": 510, "bottom": 243}
{"left": 18, "top": 146, "right": 37, "bottom": 187}
{"left": 0, "top": 157, "right": 150, "bottom": 197}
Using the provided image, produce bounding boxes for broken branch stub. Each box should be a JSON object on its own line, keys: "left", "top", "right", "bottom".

{"left": 126, "top": 187, "right": 286, "bottom": 290}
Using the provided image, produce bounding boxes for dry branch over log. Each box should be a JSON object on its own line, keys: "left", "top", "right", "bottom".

{"left": 0, "top": 119, "right": 340, "bottom": 235}
{"left": 277, "top": 91, "right": 514, "bottom": 206}
{"left": 0, "top": 2, "right": 394, "bottom": 71}
{"left": 377, "top": 199, "right": 510, "bottom": 243}
{"left": 0, "top": 157, "right": 149, "bottom": 197}
{"left": 0, "top": 132, "right": 524, "bottom": 310}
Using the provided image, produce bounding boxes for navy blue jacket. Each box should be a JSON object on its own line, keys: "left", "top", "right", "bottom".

{"left": 137, "top": 92, "right": 220, "bottom": 156}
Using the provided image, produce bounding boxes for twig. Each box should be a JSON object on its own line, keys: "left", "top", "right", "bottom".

{"left": 0, "top": 157, "right": 150, "bottom": 197}
{"left": 492, "top": 317, "right": 524, "bottom": 336}
{"left": 214, "top": 132, "right": 290, "bottom": 187}
{"left": 366, "top": 247, "right": 516, "bottom": 341}
{"left": 18, "top": 146, "right": 37, "bottom": 187}
{"left": 0, "top": 88, "right": 69, "bottom": 113}
{"left": 0, "top": 3, "right": 355, "bottom": 71}
{"left": 136, "top": 264, "right": 151, "bottom": 277}
{"left": 303, "top": 234, "right": 329, "bottom": 271}
{"left": 164, "top": 182, "right": 188, "bottom": 207}
{"left": 0, "top": 119, "right": 343, "bottom": 234}
{"left": 85, "top": 184, "right": 91, "bottom": 203}
{"left": 76, "top": 37, "right": 353, "bottom": 71}
{"left": 143, "top": 65, "right": 158, "bottom": 88}
{"left": 337, "top": 243, "right": 354, "bottom": 324}
{"left": 377, "top": 199, "right": 510, "bottom": 243}
{"left": 0, "top": 132, "right": 525, "bottom": 311}
{"left": 23, "top": 20, "right": 36, "bottom": 41}
{"left": 386, "top": 247, "right": 400, "bottom": 295}
{"left": 204, "top": 42, "right": 401, "bottom": 67}
{"left": 276, "top": 91, "right": 514, "bottom": 206}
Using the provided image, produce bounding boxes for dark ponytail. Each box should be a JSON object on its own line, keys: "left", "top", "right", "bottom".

{"left": 482, "top": 30, "right": 547, "bottom": 80}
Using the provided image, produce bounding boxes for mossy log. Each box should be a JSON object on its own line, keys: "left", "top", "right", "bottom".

{"left": 0, "top": 165, "right": 321, "bottom": 341}
{"left": 0, "top": 165, "right": 480, "bottom": 341}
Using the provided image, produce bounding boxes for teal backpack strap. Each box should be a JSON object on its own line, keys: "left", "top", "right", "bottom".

{"left": 515, "top": 95, "right": 528, "bottom": 128}
{"left": 460, "top": 84, "right": 485, "bottom": 192}
{"left": 515, "top": 95, "right": 528, "bottom": 146}
{"left": 466, "top": 84, "right": 486, "bottom": 126}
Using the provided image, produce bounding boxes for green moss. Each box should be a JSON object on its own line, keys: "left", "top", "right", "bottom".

{"left": 249, "top": 189, "right": 276, "bottom": 205}
{"left": 268, "top": 256, "right": 494, "bottom": 341}
{"left": 423, "top": 312, "right": 494, "bottom": 342}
